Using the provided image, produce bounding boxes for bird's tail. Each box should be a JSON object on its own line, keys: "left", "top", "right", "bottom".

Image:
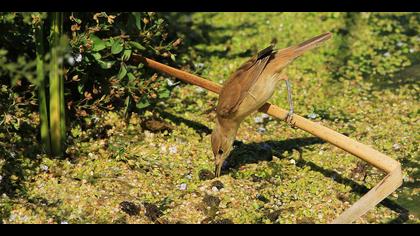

{"left": 272, "top": 32, "right": 332, "bottom": 66}
{"left": 292, "top": 32, "right": 332, "bottom": 57}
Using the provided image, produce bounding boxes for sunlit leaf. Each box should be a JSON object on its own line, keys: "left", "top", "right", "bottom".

{"left": 158, "top": 88, "right": 170, "bottom": 99}
{"left": 118, "top": 63, "right": 127, "bottom": 79}
{"left": 111, "top": 40, "right": 123, "bottom": 54}
{"left": 97, "top": 59, "right": 115, "bottom": 69}
{"left": 136, "top": 95, "right": 150, "bottom": 109}
{"left": 122, "top": 49, "right": 132, "bottom": 61}
{"left": 128, "top": 41, "right": 145, "bottom": 51}
{"left": 90, "top": 34, "right": 106, "bottom": 51}
{"left": 127, "top": 72, "right": 136, "bottom": 81}
{"left": 92, "top": 52, "right": 101, "bottom": 61}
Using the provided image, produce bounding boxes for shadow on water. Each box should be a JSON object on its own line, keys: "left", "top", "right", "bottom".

{"left": 330, "top": 12, "right": 420, "bottom": 93}
{"left": 221, "top": 137, "right": 411, "bottom": 223}
{"left": 395, "top": 157, "right": 420, "bottom": 219}
{"left": 161, "top": 12, "right": 257, "bottom": 63}
{"left": 0, "top": 93, "right": 44, "bottom": 223}
{"left": 329, "top": 12, "right": 360, "bottom": 81}
{"left": 370, "top": 61, "right": 420, "bottom": 94}
{"left": 155, "top": 109, "right": 212, "bottom": 137}
{"left": 222, "top": 137, "right": 326, "bottom": 170}
{"left": 294, "top": 157, "right": 410, "bottom": 223}
{"left": 0, "top": 145, "right": 43, "bottom": 223}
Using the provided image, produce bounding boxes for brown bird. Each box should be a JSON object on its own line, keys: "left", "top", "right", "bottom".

{"left": 211, "top": 32, "right": 332, "bottom": 177}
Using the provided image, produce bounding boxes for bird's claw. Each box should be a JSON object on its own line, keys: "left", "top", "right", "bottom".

{"left": 285, "top": 110, "right": 295, "bottom": 127}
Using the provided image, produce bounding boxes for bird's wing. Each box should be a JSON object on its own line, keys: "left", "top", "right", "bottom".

{"left": 217, "top": 45, "right": 274, "bottom": 118}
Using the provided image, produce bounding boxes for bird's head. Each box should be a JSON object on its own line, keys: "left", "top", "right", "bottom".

{"left": 211, "top": 119, "right": 237, "bottom": 177}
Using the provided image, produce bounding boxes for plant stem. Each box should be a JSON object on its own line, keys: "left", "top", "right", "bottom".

{"left": 49, "top": 12, "right": 65, "bottom": 157}
{"left": 34, "top": 16, "right": 51, "bottom": 154}
{"left": 58, "top": 12, "right": 66, "bottom": 141}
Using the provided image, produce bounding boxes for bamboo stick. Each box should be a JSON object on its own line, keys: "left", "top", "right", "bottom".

{"left": 131, "top": 54, "right": 403, "bottom": 223}
{"left": 258, "top": 104, "right": 400, "bottom": 173}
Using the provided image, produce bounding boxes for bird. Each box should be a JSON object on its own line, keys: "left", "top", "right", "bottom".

{"left": 211, "top": 32, "right": 332, "bottom": 177}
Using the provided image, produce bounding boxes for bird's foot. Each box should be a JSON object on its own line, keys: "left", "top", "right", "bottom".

{"left": 285, "top": 110, "right": 295, "bottom": 127}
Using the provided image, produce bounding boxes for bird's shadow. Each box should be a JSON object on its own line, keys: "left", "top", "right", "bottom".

{"left": 222, "top": 137, "right": 325, "bottom": 171}
{"left": 221, "top": 137, "right": 410, "bottom": 223}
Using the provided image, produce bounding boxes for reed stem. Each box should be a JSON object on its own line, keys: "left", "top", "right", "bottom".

{"left": 49, "top": 12, "right": 65, "bottom": 156}
{"left": 34, "top": 16, "right": 51, "bottom": 154}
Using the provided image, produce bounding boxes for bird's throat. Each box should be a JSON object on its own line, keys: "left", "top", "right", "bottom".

{"left": 216, "top": 116, "right": 241, "bottom": 139}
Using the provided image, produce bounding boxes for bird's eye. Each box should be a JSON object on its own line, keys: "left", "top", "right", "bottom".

{"left": 218, "top": 149, "right": 224, "bottom": 155}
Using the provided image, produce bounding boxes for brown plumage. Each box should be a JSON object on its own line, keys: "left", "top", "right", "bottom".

{"left": 217, "top": 45, "right": 274, "bottom": 118}
{"left": 212, "top": 32, "right": 332, "bottom": 177}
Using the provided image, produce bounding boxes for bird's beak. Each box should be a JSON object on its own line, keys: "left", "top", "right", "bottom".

{"left": 215, "top": 161, "right": 223, "bottom": 177}
{"left": 214, "top": 154, "right": 226, "bottom": 177}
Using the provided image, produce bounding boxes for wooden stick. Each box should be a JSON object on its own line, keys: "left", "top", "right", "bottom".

{"left": 131, "top": 54, "right": 403, "bottom": 224}
{"left": 258, "top": 104, "right": 400, "bottom": 173}
{"left": 133, "top": 55, "right": 222, "bottom": 94}
{"left": 332, "top": 165, "right": 402, "bottom": 223}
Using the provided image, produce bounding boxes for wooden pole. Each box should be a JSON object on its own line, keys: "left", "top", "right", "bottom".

{"left": 131, "top": 54, "right": 403, "bottom": 223}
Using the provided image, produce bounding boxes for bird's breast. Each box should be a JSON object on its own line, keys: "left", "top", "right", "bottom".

{"left": 234, "top": 73, "right": 281, "bottom": 121}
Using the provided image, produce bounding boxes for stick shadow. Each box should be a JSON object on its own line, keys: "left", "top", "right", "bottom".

{"left": 154, "top": 109, "right": 212, "bottom": 136}
{"left": 223, "top": 137, "right": 410, "bottom": 223}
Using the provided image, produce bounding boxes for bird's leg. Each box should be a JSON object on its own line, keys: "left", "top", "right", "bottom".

{"left": 285, "top": 78, "right": 294, "bottom": 125}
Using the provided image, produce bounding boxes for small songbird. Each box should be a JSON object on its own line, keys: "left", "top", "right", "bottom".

{"left": 211, "top": 32, "right": 332, "bottom": 177}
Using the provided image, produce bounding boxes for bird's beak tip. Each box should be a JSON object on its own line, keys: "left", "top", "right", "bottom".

{"left": 214, "top": 163, "right": 222, "bottom": 178}
{"left": 214, "top": 167, "right": 219, "bottom": 178}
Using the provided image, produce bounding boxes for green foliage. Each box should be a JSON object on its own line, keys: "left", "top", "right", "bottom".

{"left": 0, "top": 13, "right": 52, "bottom": 87}
{"left": 0, "top": 11, "right": 184, "bottom": 159}
{"left": 0, "top": 12, "right": 183, "bottom": 121}
{"left": 65, "top": 12, "right": 182, "bottom": 117}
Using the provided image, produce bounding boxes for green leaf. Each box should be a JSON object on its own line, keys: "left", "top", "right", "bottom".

{"left": 129, "top": 41, "right": 146, "bottom": 51}
{"left": 77, "top": 83, "right": 84, "bottom": 94}
{"left": 0, "top": 49, "right": 7, "bottom": 56}
{"left": 122, "top": 49, "right": 132, "bottom": 61}
{"left": 97, "top": 60, "right": 115, "bottom": 69}
{"left": 131, "top": 12, "right": 142, "bottom": 30}
{"left": 156, "top": 18, "right": 164, "bottom": 25}
{"left": 136, "top": 96, "right": 150, "bottom": 109}
{"left": 92, "top": 52, "right": 101, "bottom": 61}
{"left": 127, "top": 72, "right": 136, "bottom": 82}
{"left": 159, "top": 88, "right": 170, "bottom": 99}
{"left": 12, "top": 119, "right": 20, "bottom": 130}
{"left": 118, "top": 63, "right": 127, "bottom": 79}
{"left": 90, "top": 34, "right": 106, "bottom": 52}
{"left": 106, "top": 37, "right": 114, "bottom": 47}
{"left": 111, "top": 40, "right": 123, "bottom": 54}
